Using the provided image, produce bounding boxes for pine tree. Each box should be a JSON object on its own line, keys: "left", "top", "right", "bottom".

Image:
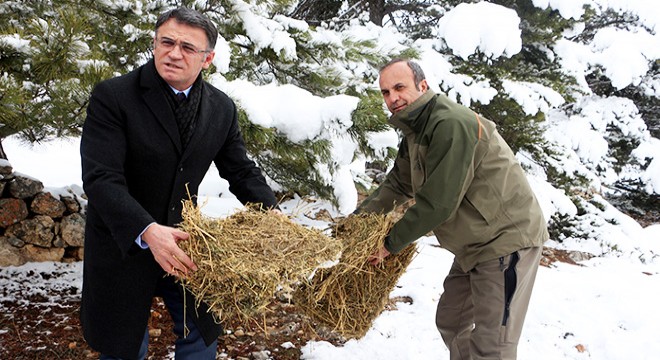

{"left": 0, "top": 0, "right": 156, "bottom": 157}
{"left": 290, "top": 1, "right": 577, "bottom": 156}
{"left": 0, "top": 0, "right": 396, "bottom": 207}
{"left": 2, "top": 0, "right": 657, "bottom": 213}
{"left": 573, "top": 7, "right": 660, "bottom": 221}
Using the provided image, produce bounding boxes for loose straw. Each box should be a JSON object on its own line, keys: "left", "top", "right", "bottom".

{"left": 177, "top": 200, "right": 342, "bottom": 324}
{"left": 294, "top": 213, "right": 416, "bottom": 338}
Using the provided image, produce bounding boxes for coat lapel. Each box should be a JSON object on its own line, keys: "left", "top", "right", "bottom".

{"left": 140, "top": 60, "right": 183, "bottom": 153}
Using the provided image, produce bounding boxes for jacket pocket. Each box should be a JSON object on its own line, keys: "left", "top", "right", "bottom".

{"left": 411, "top": 157, "right": 425, "bottom": 192}
{"left": 461, "top": 195, "right": 493, "bottom": 239}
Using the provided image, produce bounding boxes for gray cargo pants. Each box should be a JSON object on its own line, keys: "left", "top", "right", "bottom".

{"left": 436, "top": 246, "right": 542, "bottom": 360}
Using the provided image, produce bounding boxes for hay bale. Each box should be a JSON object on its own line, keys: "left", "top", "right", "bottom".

{"left": 293, "top": 213, "right": 417, "bottom": 339}
{"left": 177, "top": 200, "right": 341, "bottom": 323}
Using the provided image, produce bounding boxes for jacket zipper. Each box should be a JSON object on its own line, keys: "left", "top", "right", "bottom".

{"left": 502, "top": 252, "right": 520, "bottom": 326}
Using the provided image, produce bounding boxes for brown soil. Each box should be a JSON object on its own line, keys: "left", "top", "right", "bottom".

{"left": 0, "top": 293, "right": 337, "bottom": 360}
{"left": 0, "top": 266, "right": 344, "bottom": 360}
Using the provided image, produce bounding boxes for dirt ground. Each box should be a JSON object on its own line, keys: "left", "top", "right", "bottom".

{"left": 0, "top": 291, "right": 335, "bottom": 360}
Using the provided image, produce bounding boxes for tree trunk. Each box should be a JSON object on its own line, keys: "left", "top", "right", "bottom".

{"left": 290, "top": 0, "right": 343, "bottom": 23}
{"left": 368, "top": 0, "right": 386, "bottom": 26}
{"left": 0, "top": 139, "right": 7, "bottom": 160}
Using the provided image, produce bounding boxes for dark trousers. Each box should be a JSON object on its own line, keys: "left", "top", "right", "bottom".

{"left": 100, "top": 275, "right": 217, "bottom": 360}
{"left": 436, "top": 246, "right": 542, "bottom": 360}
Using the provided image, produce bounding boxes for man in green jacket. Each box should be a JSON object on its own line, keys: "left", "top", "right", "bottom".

{"left": 359, "top": 58, "right": 548, "bottom": 359}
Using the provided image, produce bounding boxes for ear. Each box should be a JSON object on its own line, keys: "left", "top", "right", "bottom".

{"left": 419, "top": 79, "right": 429, "bottom": 92}
{"left": 202, "top": 51, "right": 215, "bottom": 70}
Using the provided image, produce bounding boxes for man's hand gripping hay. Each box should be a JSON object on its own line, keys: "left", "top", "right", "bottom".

{"left": 293, "top": 213, "right": 417, "bottom": 339}
{"left": 176, "top": 200, "right": 342, "bottom": 325}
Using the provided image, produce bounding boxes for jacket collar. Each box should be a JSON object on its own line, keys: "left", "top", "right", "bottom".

{"left": 139, "top": 59, "right": 209, "bottom": 158}
{"left": 388, "top": 90, "right": 436, "bottom": 137}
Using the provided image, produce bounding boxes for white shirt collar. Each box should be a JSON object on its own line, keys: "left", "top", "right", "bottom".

{"left": 168, "top": 85, "right": 192, "bottom": 97}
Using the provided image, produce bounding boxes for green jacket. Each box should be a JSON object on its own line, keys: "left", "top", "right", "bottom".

{"left": 359, "top": 90, "right": 548, "bottom": 271}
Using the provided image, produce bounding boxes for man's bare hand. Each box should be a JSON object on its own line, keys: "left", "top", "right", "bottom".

{"left": 368, "top": 246, "right": 391, "bottom": 266}
{"left": 142, "top": 224, "right": 197, "bottom": 277}
{"left": 270, "top": 208, "right": 285, "bottom": 216}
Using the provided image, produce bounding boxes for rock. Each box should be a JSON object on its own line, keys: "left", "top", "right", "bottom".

{"left": 61, "top": 213, "right": 85, "bottom": 247}
{"left": 276, "top": 322, "right": 300, "bottom": 337}
{"left": 61, "top": 196, "right": 81, "bottom": 214}
{"left": 75, "top": 247, "right": 85, "bottom": 261}
{"left": 0, "top": 238, "right": 25, "bottom": 266}
{"left": 0, "top": 160, "right": 12, "bottom": 176}
{"left": 6, "top": 236, "right": 25, "bottom": 248}
{"left": 0, "top": 167, "right": 88, "bottom": 264}
{"left": 8, "top": 174, "right": 44, "bottom": 199}
{"left": 74, "top": 247, "right": 85, "bottom": 260}
{"left": 31, "top": 192, "right": 66, "bottom": 218}
{"left": 0, "top": 198, "right": 29, "bottom": 228}
{"left": 250, "top": 350, "right": 270, "bottom": 360}
{"left": 5, "top": 215, "right": 55, "bottom": 247}
{"left": 22, "top": 244, "right": 65, "bottom": 262}
{"left": 0, "top": 240, "right": 66, "bottom": 265}
{"left": 0, "top": 159, "right": 14, "bottom": 177}
{"left": 53, "top": 236, "right": 65, "bottom": 248}
{"left": 54, "top": 221, "right": 60, "bottom": 235}
{"left": 568, "top": 250, "right": 594, "bottom": 263}
{"left": 313, "top": 324, "right": 346, "bottom": 344}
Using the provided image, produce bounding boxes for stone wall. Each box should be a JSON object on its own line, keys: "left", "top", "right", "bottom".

{"left": 0, "top": 161, "right": 86, "bottom": 266}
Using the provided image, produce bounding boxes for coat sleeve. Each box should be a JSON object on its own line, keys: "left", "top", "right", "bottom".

{"left": 80, "top": 80, "right": 155, "bottom": 257}
{"left": 212, "top": 103, "right": 278, "bottom": 209}
{"left": 357, "top": 137, "right": 414, "bottom": 214}
{"left": 385, "top": 115, "right": 478, "bottom": 254}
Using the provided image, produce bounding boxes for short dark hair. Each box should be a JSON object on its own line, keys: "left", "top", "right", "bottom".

{"left": 380, "top": 58, "right": 426, "bottom": 90}
{"left": 155, "top": 7, "right": 218, "bottom": 50}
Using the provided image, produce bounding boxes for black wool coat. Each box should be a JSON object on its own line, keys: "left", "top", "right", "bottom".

{"left": 80, "top": 59, "right": 278, "bottom": 358}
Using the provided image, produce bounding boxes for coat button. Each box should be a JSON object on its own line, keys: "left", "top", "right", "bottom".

{"left": 170, "top": 206, "right": 176, "bottom": 211}
{"left": 179, "top": 167, "right": 184, "bottom": 172}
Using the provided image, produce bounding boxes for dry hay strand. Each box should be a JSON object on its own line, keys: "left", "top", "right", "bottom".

{"left": 293, "top": 212, "right": 417, "bottom": 339}
{"left": 177, "top": 200, "right": 341, "bottom": 324}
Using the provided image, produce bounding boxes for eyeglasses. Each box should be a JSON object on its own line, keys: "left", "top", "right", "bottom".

{"left": 156, "top": 37, "right": 210, "bottom": 56}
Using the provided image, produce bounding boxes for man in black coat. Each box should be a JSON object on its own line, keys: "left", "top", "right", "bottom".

{"left": 80, "top": 7, "right": 278, "bottom": 359}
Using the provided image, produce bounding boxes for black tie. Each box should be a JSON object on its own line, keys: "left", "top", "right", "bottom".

{"left": 176, "top": 92, "right": 186, "bottom": 102}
